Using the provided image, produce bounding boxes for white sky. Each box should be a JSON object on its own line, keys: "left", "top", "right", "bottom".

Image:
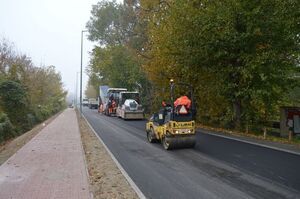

{"left": 0, "top": 0, "right": 122, "bottom": 101}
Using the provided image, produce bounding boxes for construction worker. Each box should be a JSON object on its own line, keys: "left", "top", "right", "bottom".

{"left": 162, "top": 100, "right": 167, "bottom": 107}
{"left": 98, "top": 103, "right": 103, "bottom": 113}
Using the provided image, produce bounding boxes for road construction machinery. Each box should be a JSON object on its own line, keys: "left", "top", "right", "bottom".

{"left": 98, "top": 86, "right": 127, "bottom": 116}
{"left": 146, "top": 79, "right": 196, "bottom": 150}
{"left": 116, "top": 91, "right": 144, "bottom": 120}
{"left": 98, "top": 85, "right": 109, "bottom": 113}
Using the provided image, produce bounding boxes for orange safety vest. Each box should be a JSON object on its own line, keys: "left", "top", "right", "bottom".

{"left": 174, "top": 96, "right": 191, "bottom": 109}
{"left": 112, "top": 100, "right": 116, "bottom": 108}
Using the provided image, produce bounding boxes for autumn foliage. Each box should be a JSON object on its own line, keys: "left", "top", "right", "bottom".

{"left": 86, "top": 0, "right": 300, "bottom": 131}
{"left": 0, "top": 39, "right": 66, "bottom": 143}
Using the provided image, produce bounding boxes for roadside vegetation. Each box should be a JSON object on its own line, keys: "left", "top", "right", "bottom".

{"left": 0, "top": 38, "right": 66, "bottom": 144}
{"left": 86, "top": 0, "right": 300, "bottom": 137}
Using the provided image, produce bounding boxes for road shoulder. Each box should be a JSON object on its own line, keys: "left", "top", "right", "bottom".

{"left": 77, "top": 111, "right": 139, "bottom": 199}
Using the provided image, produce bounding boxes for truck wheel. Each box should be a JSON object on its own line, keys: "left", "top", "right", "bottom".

{"left": 147, "top": 128, "right": 157, "bottom": 143}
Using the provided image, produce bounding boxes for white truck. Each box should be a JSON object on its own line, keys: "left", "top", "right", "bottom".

{"left": 116, "top": 91, "right": 144, "bottom": 120}
{"left": 82, "top": 99, "right": 89, "bottom": 107}
{"left": 88, "top": 98, "right": 99, "bottom": 109}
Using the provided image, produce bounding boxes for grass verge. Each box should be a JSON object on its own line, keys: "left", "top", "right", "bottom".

{"left": 76, "top": 110, "right": 138, "bottom": 199}
{"left": 197, "top": 123, "right": 300, "bottom": 147}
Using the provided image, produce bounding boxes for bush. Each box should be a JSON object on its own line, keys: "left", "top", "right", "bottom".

{"left": 25, "top": 113, "right": 36, "bottom": 130}
{"left": 0, "top": 112, "right": 16, "bottom": 143}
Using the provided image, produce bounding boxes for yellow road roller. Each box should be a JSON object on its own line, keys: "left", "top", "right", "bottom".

{"left": 146, "top": 79, "right": 196, "bottom": 150}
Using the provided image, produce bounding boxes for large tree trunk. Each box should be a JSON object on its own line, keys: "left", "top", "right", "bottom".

{"left": 233, "top": 99, "right": 241, "bottom": 129}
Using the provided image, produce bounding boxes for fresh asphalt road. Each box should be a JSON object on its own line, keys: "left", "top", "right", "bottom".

{"left": 82, "top": 108, "right": 300, "bottom": 199}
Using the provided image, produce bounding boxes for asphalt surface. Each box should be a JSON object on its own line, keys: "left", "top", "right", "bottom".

{"left": 83, "top": 107, "right": 300, "bottom": 199}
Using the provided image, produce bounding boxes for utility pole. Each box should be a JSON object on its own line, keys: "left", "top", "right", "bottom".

{"left": 80, "top": 30, "right": 87, "bottom": 115}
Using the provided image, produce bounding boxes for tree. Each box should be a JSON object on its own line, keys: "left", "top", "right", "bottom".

{"left": 85, "top": 81, "right": 97, "bottom": 99}
{"left": 141, "top": 0, "right": 300, "bottom": 129}
{"left": 87, "top": 0, "right": 146, "bottom": 51}
{"left": 88, "top": 45, "right": 145, "bottom": 90}
{"left": 0, "top": 38, "right": 67, "bottom": 139}
{"left": 87, "top": 0, "right": 132, "bottom": 46}
{"left": 86, "top": 0, "right": 152, "bottom": 111}
{"left": 0, "top": 80, "right": 27, "bottom": 129}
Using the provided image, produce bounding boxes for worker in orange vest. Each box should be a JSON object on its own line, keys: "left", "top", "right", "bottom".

{"left": 98, "top": 103, "right": 103, "bottom": 113}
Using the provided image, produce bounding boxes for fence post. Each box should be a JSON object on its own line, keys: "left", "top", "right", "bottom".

{"left": 289, "top": 128, "right": 293, "bottom": 141}
{"left": 263, "top": 127, "right": 267, "bottom": 139}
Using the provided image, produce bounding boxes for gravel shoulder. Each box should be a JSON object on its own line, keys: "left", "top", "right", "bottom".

{"left": 77, "top": 111, "right": 138, "bottom": 199}
{"left": 0, "top": 111, "right": 62, "bottom": 165}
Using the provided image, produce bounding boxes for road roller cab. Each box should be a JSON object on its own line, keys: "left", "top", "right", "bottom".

{"left": 146, "top": 79, "right": 196, "bottom": 150}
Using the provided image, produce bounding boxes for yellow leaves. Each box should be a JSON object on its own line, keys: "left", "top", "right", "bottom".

{"left": 254, "top": 28, "right": 262, "bottom": 36}
{"left": 256, "top": 43, "right": 270, "bottom": 50}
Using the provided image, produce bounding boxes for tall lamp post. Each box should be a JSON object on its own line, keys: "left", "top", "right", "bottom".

{"left": 80, "top": 30, "right": 88, "bottom": 115}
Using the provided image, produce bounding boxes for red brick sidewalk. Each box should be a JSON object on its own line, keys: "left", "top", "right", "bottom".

{"left": 0, "top": 109, "right": 90, "bottom": 199}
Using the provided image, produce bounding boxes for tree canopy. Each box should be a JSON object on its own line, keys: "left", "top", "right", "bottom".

{"left": 0, "top": 39, "right": 67, "bottom": 142}
{"left": 86, "top": 0, "right": 300, "bottom": 131}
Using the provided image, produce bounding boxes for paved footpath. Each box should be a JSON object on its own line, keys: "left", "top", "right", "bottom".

{"left": 0, "top": 109, "right": 90, "bottom": 199}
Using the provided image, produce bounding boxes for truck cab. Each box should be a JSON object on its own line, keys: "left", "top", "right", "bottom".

{"left": 88, "top": 98, "right": 99, "bottom": 109}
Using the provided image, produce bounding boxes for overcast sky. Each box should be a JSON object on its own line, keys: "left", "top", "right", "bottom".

{"left": 0, "top": 0, "right": 121, "bottom": 100}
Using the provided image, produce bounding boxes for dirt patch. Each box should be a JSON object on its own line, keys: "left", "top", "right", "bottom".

{"left": 0, "top": 111, "right": 62, "bottom": 165}
{"left": 77, "top": 111, "right": 138, "bottom": 199}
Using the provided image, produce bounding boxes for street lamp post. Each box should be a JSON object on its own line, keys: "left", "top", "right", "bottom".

{"left": 80, "top": 30, "right": 88, "bottom": 115}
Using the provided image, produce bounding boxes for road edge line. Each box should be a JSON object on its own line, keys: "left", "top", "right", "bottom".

{"left": 200, "top": 130, "right": 300, "bottom": 156}
{"left": 81, "top": 114, "right": 146, "bottom": 199}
